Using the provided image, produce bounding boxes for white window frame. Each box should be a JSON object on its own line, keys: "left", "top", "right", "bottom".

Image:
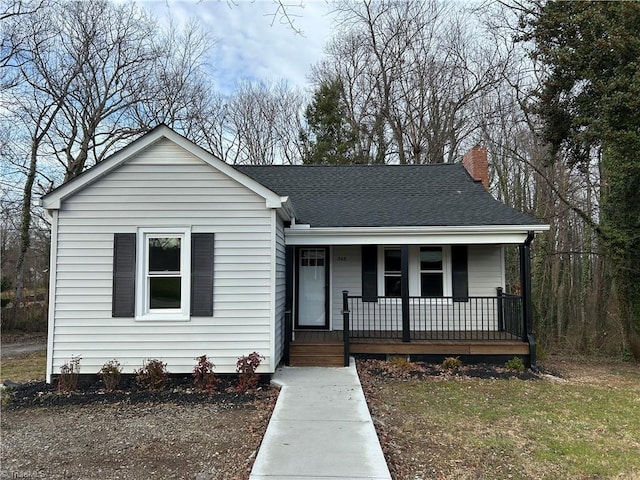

{"left": 377, "top": 245, "right": 452, "bottom": 302}
{"left": 136, "top": 227, "right": 191, "bottom": 321}
{"left": 419, "top": 246, "right": 445, "bottom": 297}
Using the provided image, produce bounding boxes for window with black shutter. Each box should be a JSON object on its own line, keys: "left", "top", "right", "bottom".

{"left": 112, "top": 230, "right": 214, "bottom": 320}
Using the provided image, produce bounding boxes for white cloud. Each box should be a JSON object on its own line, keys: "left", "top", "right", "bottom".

{"left": 142, "top": 0, "right": 335, "bottom": 94}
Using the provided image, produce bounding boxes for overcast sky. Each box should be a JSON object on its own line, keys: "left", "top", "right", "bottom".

{"left": 144, "top": 0, "right": 336, "bottom": 94}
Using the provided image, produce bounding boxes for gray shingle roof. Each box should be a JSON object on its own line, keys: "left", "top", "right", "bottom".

{"left": 236, "top": 164, "right": 541, "bottom": 228}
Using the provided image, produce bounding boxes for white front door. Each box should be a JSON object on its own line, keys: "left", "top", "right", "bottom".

{"left": 297, "top": 248, "right": 328, "bottom": 328}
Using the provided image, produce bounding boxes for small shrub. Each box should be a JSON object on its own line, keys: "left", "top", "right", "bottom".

{"left": 98, "top": 359, "right": 122, "bottom": 391}
{"left": 193, "top": 355, "right": 217, "bottom": 392}
{"left": 536, "top": 342, "right": 549, "bottom": 362}
{"left": 236, "top": 352, "right": 264, "bottom": 392}
{"left": 505, "top": 356, "right": 525, "bottom": 372}
{"left": 622, "top": 345, "right": 634, "bottom": 363}
{"left": 388, "top": 355, "right": 412, "bottom": 372}
{"left": 57, "top": 355, "right": 81, "bottom": 392}
{"left": 442, "top": 356, "right": 462, "bottom": 371}
{"left": 135, "top": 359, "right": 169, "bottom": 391}
{"left": 1, "top": 276, "right": 12, "bottom": 292}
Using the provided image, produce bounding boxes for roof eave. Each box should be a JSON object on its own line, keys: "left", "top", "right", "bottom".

{"left": 284, "top": 224, "right": 550, "bottom": 246}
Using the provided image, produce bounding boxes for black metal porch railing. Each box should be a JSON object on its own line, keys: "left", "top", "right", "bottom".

{"left": 344, "top": 291, "right": 524, "bottom": 342}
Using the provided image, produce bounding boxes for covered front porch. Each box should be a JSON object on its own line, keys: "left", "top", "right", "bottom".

{"left": 282, "top": 233, "right": 537, "bottom": 367}
{"left": 285, "top": 290, "right": 531, "bottom": 367}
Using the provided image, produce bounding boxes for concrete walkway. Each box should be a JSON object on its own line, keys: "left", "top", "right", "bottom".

{"left": 250, "top": 360, "right": 391, "bottom": 480}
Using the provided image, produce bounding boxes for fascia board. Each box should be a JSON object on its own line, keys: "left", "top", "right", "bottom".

{"left": 284, "top": 225, "right": 550, "bottom": 246}
{"left": 274, "top": 196, "right": 296, "bottom": 221}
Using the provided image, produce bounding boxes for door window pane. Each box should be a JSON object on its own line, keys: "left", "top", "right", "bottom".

{"left": 300, "top": 249, "right": 325, "bottom": 268}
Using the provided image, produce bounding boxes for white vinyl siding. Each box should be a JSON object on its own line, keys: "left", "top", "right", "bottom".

{"left": 331, "top": 246, "right": 362, "bottom": 329}
{"left": 467, "top": 245, "right": 503, "bottom": 296}
{"left": 273, "top": 216, "right": 286, "bottom": 366}
{"left": 50, "top": 138, "right": 276, "bottom": 376}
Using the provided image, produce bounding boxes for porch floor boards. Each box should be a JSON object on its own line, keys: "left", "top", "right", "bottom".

{"left": 290, "top": 330, "right": 529, "bottom": 364}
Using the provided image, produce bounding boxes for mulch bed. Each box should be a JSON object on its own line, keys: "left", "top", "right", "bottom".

{"left": 359, "top": 358, "right": 547, "bottom": 381}
{"left": 2, "top": 374, "right": 272, "bottom": 410}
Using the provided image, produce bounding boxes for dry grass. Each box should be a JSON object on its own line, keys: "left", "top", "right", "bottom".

{"left": 359, "top": 357, "right": 640, "bottom": 480}
{"left": 0, "top": 350, "right": 46, "bottom": 383}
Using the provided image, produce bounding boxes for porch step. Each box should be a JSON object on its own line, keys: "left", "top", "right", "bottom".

{"left": 290, "top": 342, "right": 344, "bottom": 367}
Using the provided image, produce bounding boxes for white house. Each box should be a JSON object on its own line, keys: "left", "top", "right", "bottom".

{"left": 41, "top": 125, "right": 548, "bottom": 382}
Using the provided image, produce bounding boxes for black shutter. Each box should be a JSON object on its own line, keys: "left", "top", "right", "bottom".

{"left": 361, "top": 245, "right": 378, "bottom": 302}
{"left": 452, "top": 245, "right": 468, "bottom": 302}
{"left": 112, "top": 233, "right": 136, "bottom": 317}
{"left": 191, "top": 233, "right": 215, "bottom": 316}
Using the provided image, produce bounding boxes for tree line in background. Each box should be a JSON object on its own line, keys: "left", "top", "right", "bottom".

{"left": 1, "top": 0, "right": 638, "bottom": 360}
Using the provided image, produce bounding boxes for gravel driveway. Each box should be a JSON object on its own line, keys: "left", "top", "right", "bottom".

{"left": 1, "top": 343, "right": 46, "bottom": 357}
{"left": 1, "top": 392, "right": 277, "bottom": 480}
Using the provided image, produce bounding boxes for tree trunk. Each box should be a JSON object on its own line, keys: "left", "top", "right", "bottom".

{"left": 13, "top": 146, "right": 38, "bottom": 313}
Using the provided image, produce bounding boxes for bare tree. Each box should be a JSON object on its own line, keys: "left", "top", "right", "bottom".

{"left": 228, "top": 80, "right": 305, "bottom": 165}
{"left": 265, "top": 0, "right": 306, "bottom": 35}
{"left": 311, "top": 31, "right": 388, "bottom": 163}
{"left": 41, "top": 1, "right": 161, "bottom": 181}
{"left": 312, "top": 0, "right": 506, "bottom": 165}
{"left": 129, "top": 17, "right": 216, "bottom": 139}
{"left": 195, "top": 80, "right": 306, "bottom": 165}
{"left": 3, "top": 2, "right": 87, "bottom": 308}
{"left": 2, "top": 0, "right": 220, "bottom": 321}
{"left": 0, "top": 0, "right": 46, "bottom": 69}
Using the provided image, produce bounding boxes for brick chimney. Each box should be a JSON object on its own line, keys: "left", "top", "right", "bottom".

{"left": 462, "top": 145, "right": 489, "bottom": 190}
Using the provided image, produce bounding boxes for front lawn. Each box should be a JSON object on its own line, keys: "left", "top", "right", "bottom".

{"left": 1, "top": 350, "right": 46, "bottom": 383}
{"left": 359, "top": 357, "right": 640, "bottom": 480}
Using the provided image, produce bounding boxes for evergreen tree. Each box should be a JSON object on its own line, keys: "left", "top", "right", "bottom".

{"left": 300, "top": 78, "right": 361, "bottom": 164}
{"left": 522, "top": 1, "right": 640, "bottom": 354}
